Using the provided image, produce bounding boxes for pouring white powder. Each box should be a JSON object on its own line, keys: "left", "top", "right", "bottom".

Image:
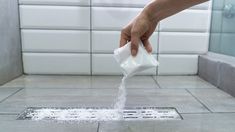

{"left": 113, "top": 42, "right": 159, "bottom": 111}
{"left": 114, "top": 76, "right": 127, "bottom": 110}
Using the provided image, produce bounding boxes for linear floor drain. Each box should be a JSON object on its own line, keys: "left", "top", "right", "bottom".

{"left": 17, "top": 107, "right": 182, "bottom": 121}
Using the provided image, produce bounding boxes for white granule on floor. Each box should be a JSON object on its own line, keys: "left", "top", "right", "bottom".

{"left": 28, "top": 108, "right": 121, "bottom": 121}
{"left": 22, "top": 107, "right": 182, "bottom": 121}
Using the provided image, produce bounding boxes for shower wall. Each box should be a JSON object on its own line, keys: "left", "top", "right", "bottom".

{"left": 19, "top": 0, "right": 211, "bottom": 75}
{"left": 0, "top": 0, "right": 23, "bottom": 85}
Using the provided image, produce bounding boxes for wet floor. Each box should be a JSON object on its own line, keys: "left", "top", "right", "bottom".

{"left": 0, "top": 75, "right": 235, "bottom": 132}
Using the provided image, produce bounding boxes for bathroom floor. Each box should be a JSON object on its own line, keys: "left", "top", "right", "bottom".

{"left": 0, "top": 75, "right": 235, "bottom": 132}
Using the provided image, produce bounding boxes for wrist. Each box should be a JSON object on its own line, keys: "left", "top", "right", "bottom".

{"left": 143, "top": 0, "right": 162, "bottom": 24}
{"left": 144, "top": 0, "right": 169, "bottom": 23}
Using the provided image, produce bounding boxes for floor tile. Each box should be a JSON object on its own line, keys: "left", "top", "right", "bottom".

{"left": 0, "top": 115, "right": 98, "bottom": 132}
{"left": 0, "top": 88, "right": 208, "bottom": 114}
{"left": 0, "top": 88, "right": 116, "bottom": 114}
{"left": 99, "top": 113, "right": 235, "bottom": 132}
{"left": 91, "top": 76, "right": 159, "bottom": 89}
{"left": 188, "top": 89, "right": 235, "bottom": 112}
{"left": 1, "top": 75, "right": 159, "bottom": 89}
{"left": 0, "top": 87, "right": 21, "bottom": 102}
{"left": 154, "top": 76, "right": 216, "bottom": 89}
{"left": 126, "top": 89, "right": 209, "bottom": 113}
{"left": 0, "top": 75, "right": 92, "bottom": 89}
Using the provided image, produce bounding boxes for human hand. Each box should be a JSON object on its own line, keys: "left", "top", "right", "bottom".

{"left": 120, "top": 8, "right": 158, "bottom": 56}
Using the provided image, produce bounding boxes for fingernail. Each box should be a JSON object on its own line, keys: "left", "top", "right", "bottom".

{"left": 131, "top": 49, "right": 137, "bottom": 56}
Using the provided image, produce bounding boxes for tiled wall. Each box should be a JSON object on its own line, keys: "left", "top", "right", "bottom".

{"left": 0, "top": 0, "right": 22, "bottom": 85}
{"left": 19, "top": 0, "right": 211, "bottom": 75}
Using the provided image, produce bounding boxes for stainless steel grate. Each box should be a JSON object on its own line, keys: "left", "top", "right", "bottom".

{"left": 17, "top": 107, "right": 182, "bottom": 121}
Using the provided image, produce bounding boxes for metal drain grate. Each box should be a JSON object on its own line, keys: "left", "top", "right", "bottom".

{"left": 17, "top": 107, "right": 182, "bottom": 121}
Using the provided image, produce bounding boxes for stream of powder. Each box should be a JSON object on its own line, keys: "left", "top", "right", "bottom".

{"left": 114, "top": 76, "right": 127, "bottom": 110}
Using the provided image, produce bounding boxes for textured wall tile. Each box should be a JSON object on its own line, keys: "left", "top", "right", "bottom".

{"left": 19, "top": 0, "right": 90, "bottom": 5}
{"left": 92, "top": 7, "right": 142, "bottom": 30}
{"left": 159, "top": 32, "right": 209, "bottom": 54}
{"left": 23, "top": 53, "right": 90, "bottom": 75}
{"left": 92, "top": 31, "right": 158, "bottom": 53}
{"left": 92, "top": 54, "right": 157, "bottom": 75}
{"left": 22, "top": 30, "right": 90, "bottom": 52}
{"left": 158, "top": 55, "right": 198, "bottom": 75}
{"left": 20, "top": 5, "right": 90, "bottom": 29}
{"left": 160, "top": 10, "right": 210, "bottom": 32}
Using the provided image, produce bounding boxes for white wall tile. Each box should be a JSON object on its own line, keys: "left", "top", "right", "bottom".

{"left": 191, "top": 1, "right": 210, "bottom": 10}
{"left": 92, "top": 54, "right": 157, "bottom": 75}
{"left": 160, "top": 10, "right": 210, "bottom": 32}
{"left": 92, "top": 0, "right": 151, "bottom": 7}
{"left": 22, "top": 30, "right": 90, "bottom": 52}
{"left": 92, "top": 7, "right": 142, "bottom": 30}
{"left": 92, "top": 54, "right": 121, "bottom": 75}
{"left": 92, "top": 31, "right": 158, "bottom": 53}
{"left": 19, "top": 0, "right": 90, "bottom": 5}
{"left": 20, "top": 5, "right": 90, "bottom": 29}
{"left": 92, "top": 0, "right": 209, "bottom": 9}
{"left": 23, "top": 53, "right": 90, "bottom": 74}
{"left": 158, "top": 55, "right": 198, "bottom": 75}
{"left": 159, "top": 32, "right": 209, "bottom": 54}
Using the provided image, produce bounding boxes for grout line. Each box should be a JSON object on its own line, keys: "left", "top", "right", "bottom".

{"left": 17, "top": 0, "right": 25, "bottom": 74}
{"left": 156, "top": 25, "right": 160, "bottom": 75}
{"left": 21, "top": 28, "right": 91, "bottom": 31}
{"left": 0, "top": 113, "right": 19, "bottom": 115}
{"left": 186, "top": 89, "right": 213, "bottom": 113}
{"left": 20, "top": 28, "right": 157, "bottom": 32}
{"left": 180, "top": 112, "right": 212, "bottom": 115}
{"left": 22, "top": 51, "right": 203, "bottom": 55}
{"left": 90, "top": 0, "right": 93, "bottom": 75}
{"left": 18, "top": 3, "right": 210, "bottom": 10}
{"left": 19, "top": 4, "right": 91, "bottom": 7}
{"left": 19, "top": 27, "right": 213, "bottom": 33}
{"left": 156, "top": 88, "right": 216, "bottom": 90}
{"left": 23, "top": 51, "right": 91, "bottom": 54}
{"left": 97, "top": 122, "right": 100, "bottom": 132}
{"left": 0, "top": 88, "right": 24, "bottom": 104}
{"left": 19, "top": 27, "right": 215, "bottom": 34}
{"left": 181, "top": 112, "right": 235, "bottom": 114}
{"left": 151, "top": 76, "right": 162, "bottom": 89}
{"left": 10, "top": 87, "right": 162, "bottom": 90}
{"left": 210, "top": 112, "right": 235, "bottom": 114}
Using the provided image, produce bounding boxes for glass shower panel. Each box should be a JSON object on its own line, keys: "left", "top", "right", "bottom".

{"left": 210, "top": 0, "right": 235, "bottom": 57}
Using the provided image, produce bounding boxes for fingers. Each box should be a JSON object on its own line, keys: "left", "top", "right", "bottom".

{"left": 120, "top": 27, "right": 131, "bottom": 47}
{"left": 142, "top": 39, "right": 152, "bottom": 53}
{"left": 130, "top": 32, "right": 140, "bottom": 56}
{"left": 120, "top": 33, "right": 128, "bottom": 47}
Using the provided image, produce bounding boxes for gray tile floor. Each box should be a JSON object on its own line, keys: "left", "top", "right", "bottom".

{"left": 0, "top": 75, "right": 235, "bottom": 132}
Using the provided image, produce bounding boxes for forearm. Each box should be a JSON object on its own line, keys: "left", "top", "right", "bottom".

{"left": 143, "top": 0, "right": 209, "bottom": 23}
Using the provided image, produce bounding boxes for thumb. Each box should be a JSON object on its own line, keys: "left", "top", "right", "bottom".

{"left": 131, "top": 32, "right": 140, "bottom": 56}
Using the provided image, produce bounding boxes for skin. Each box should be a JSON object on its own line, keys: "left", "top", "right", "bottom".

{"left": 120, "top": 0, "right": 209, "bottom": 56}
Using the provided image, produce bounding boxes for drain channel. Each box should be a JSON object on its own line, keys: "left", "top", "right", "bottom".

{"left": 17, "top": 107, "right": 182, "bottom": 121}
